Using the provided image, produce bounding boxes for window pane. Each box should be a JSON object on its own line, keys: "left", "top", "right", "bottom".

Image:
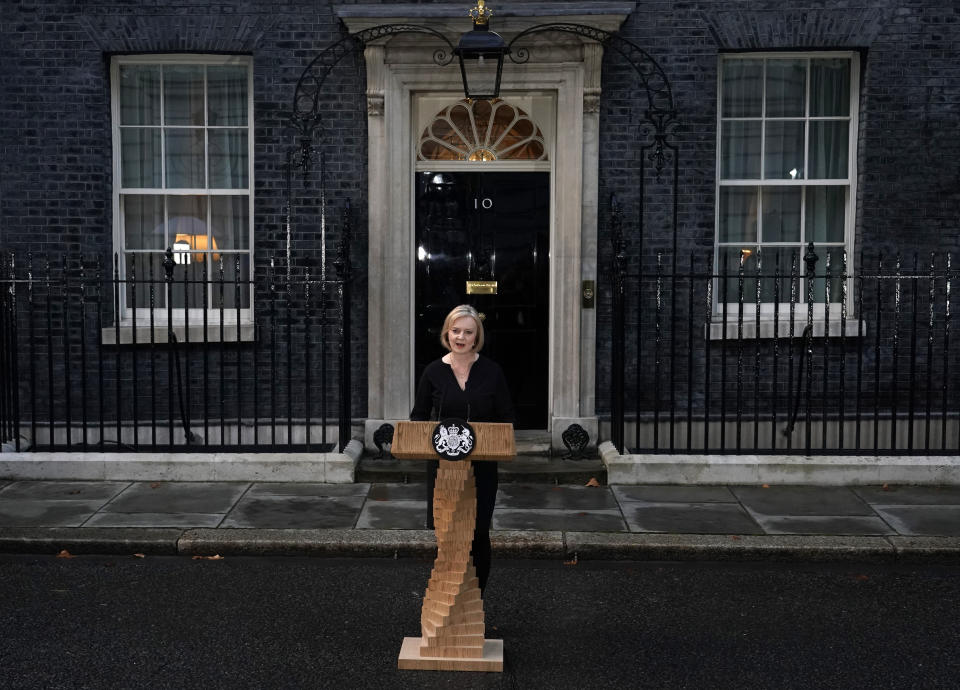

{"left": 211, "top": 196, "right": 249, "bottom": 250}
{"left": 116, "top": 59, "right": 253, "bottom": 308}
{"left": 761, "top": 187, "right": 802, "bottom": 243}
{"left": 806, "top": 186, "right": 846, "bottom": 242}
{"left": 441, "top": 106, "right": 468, "bottom": 142}
{"left": 757, "top": 248, "right": 802, "bottom": 303}
{"left": 765, "top": 59, "right": 806, "bottom": 117}
{"left": 488, "top": 101, "right": 516, "bottom": 148}
{"left": 507, "top": 139, "right": 544, "bottom": 160}
{"left": 207, "top": 66, "right": 248, "bottom": 126}
{"left": 722, "top": 59, "right": 763, "bottom": 117}
{"left": 163, "top": 65, "right": 205, "bottom": 126}
{"left": 208, "top": 129, "right": 248, "bottom": 189}
{"left": 719, "top": 187, "right": 758, "bottom": 242}
{"left": 764, "top": 120, "right": 805, "bottom": 179}
{"left": 125, "top": 252, "right": 166, "bottom": 309}
{"left": 167, "top": 196, "right": 208, "bottom": 262}
{"left": 719, "top": 249, "right": 807, "bottom": 305}
{"left": 810, "top": 247, "right": 846, "bottom": 303}
{"left": 721, "top": 120, "right": 761, "bottom": 179}
{"left": 213, "top": 254, "right": 251, "bottom": 309}
{"left": 420, "top": 139, "right": 461, "bottom": 160}
{"left": 168, "top": 260, "right": 208, "bottom": 310}
{"left": 810, "top": 59, "right": 850, "bottom": 117}
{"left": 123, "top": 195, "right": 165, "bottom": 250}
{"left": 119, "top": 65, "right": 161, "bottom": 126}
{"left": 121, "top": 128, "right": 162, "bottom": 187}
{"left": 809, "top": 121, "right": 849, "bottom": 178}
{"left": 165, "top": 129, "right": 205, "bottom": 188}
{"left": 430, "top": 117, "right": 467, "bottom": 155}
{"left": 717, "top": 246, "right": 758, "bottom": 303}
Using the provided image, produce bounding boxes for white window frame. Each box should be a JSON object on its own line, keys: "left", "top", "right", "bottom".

{"left": 714, "top": 51, "right": 859, "bottom": 321}
{"left": 110, "top": 54, "right": 254, "bottom": 325}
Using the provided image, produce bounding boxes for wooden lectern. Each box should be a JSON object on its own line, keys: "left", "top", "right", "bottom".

{"left": 392, "top": 420, "right": 515, "bottom": 672}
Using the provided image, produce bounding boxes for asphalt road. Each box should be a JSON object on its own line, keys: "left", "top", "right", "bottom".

{"left": 2, "top": 554, "right": 958, "bottom": 689}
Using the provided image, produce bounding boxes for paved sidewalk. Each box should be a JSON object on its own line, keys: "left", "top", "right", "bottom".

{"left": 1, "top": 478, "right": 958, "bottom": 561}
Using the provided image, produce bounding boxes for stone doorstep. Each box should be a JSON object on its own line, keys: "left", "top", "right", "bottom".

{"left": 599, "top": 442, "right": 960, "bottom": 486}
{"left": 356, "top": 454, "right": 606, "bottom": 484}
{"left": 0, "top": 441, "right": 364, "bottom": 483}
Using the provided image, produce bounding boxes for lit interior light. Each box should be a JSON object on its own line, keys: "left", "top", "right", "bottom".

{"left": 468, "top": 148, "right": 496, "bottom": 161}
{"left": 173, "top": 233, "right": 220, "bottom": 263}
{"left": 789, "top": 168, "right": 798, "bottom": 179}
{"left": 417, "top": 245, "right": 427, "bottom": 262}
{"left": 173, "top": 239, "right": 191, "bottom": 265}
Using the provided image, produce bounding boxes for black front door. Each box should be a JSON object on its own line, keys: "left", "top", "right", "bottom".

{"left": 414, "top": 171, "right": 549, "bottom": 429}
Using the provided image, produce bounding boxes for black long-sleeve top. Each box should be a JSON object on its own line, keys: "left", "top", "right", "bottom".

{"left": 410, "top": 355, "right": 515, "bottom": 424}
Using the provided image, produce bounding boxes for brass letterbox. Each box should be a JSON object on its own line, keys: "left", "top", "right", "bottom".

{"left": 466, "top": 280, "right": 498, "bottom": 295}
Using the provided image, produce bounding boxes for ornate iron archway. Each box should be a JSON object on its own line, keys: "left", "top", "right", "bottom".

{"left": 285, "top": 19, "right": 680, "bottom": 453}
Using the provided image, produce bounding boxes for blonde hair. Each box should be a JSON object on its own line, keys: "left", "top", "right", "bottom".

{"left": 440, "top": 304, "right": 485, "bottom": 352}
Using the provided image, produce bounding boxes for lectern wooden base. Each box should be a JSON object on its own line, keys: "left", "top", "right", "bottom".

{"left": 397, "top": 637, "right": 504, "bottom": 672}
{"left": 398, "top": 459, "right": 504, "bottom": 672}
{"left": 393, "top": 422, "right": 514, "bottom": 674}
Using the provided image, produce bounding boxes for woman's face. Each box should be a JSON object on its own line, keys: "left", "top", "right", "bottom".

{"left": 447, "top": 316, "right": 478, "bottom": 353}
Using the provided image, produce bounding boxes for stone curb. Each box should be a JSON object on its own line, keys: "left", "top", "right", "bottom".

{"left": 562, "top": 533, "right": 960, "bottom": 564}
{"left": 0, "top": 527, "right": 182, "bottom": 555}
{"left": 492, "top": 530, "right": 566, "bottom": 558}
{"left": 564, "top": 533, "right": 897, "bottom": 563}
{"left": 178, "top": 528, "right": 437, "bottom": 558}
{"left": 1, "top": 528, "right": 958, "bottom": 563}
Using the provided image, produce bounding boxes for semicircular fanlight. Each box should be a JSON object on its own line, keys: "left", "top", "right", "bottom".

{"left": 418, "top": 99, "right": 547, "bottom": 162}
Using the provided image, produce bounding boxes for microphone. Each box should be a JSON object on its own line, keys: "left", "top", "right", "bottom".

{"left": 436, "top": 390, "right": 445, "bottom": 421}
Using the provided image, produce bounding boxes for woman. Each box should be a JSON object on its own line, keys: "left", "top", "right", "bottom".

{"left": 410, "top": 304, "right": 514, "bottom": 595}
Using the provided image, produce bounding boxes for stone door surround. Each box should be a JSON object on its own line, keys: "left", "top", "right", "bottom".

{"left": 337, "top": 3, "right": 636, "bottom": 450}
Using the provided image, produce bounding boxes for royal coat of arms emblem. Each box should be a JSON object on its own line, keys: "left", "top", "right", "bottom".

{"left": 432, "top": 419, "right": 475, "bottom": 460}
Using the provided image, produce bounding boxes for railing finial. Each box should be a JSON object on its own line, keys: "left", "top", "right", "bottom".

{"left": 803, "top": 241, "right": 819, "bottom": 276}
{"left": 163, "top": 247, "right": 175, "bottom": 282}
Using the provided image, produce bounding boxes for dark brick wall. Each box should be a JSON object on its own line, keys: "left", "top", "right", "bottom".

{"left": 596, "top": 0, "right": 960, "bottom": 417}
{"left": 2, "top": 1, "right": 959, "bottom": 430}
{"left": 0, "top": 0, "right": 370, "bottom": 423}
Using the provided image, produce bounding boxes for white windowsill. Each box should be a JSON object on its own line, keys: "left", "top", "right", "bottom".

{"left": 102, "top": 322, "right": 256, "bottom": 345}
{"left": 706, "top": 318, "right": 865, "bottom": 341}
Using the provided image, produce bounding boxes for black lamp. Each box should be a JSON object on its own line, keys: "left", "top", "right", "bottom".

{"left": 454, "top": 1, "right": 509, "bottom": 100}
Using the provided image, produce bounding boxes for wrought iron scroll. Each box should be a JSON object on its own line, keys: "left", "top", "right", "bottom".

{"left": 286, "top": 23, "right": 455, "bottom": 290}
{"left": 291, "top": 25, "right": 455, "bottom": 145}
{"left": 507, "top": 23, "right": 676, "bottom": 176}
{"left": 561, "top": 423, "right": 590, "bottom": 460}
{"left": 373, "top": 422, "right": 395, "bottom": 459}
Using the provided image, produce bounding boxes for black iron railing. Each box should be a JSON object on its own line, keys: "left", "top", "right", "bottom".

{"left": 0, "top": 246, "right": 353, "bottom": 453}
{"left": 610, "top": 242, "right": 959, "bottom": 455}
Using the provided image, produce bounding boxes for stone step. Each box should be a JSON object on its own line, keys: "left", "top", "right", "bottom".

{"left": 513, "top": 430, "right": 552, "bottom": 456}
{"left": 356, "top": 453, "right": 605, "bottom": 485}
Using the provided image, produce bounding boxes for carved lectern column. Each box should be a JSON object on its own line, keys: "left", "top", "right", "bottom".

{"left": 419, "top": 460, "right": 486, "bottom": 658}
{"left": 394, "top": 420, "right": 512, "bottom": 672}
